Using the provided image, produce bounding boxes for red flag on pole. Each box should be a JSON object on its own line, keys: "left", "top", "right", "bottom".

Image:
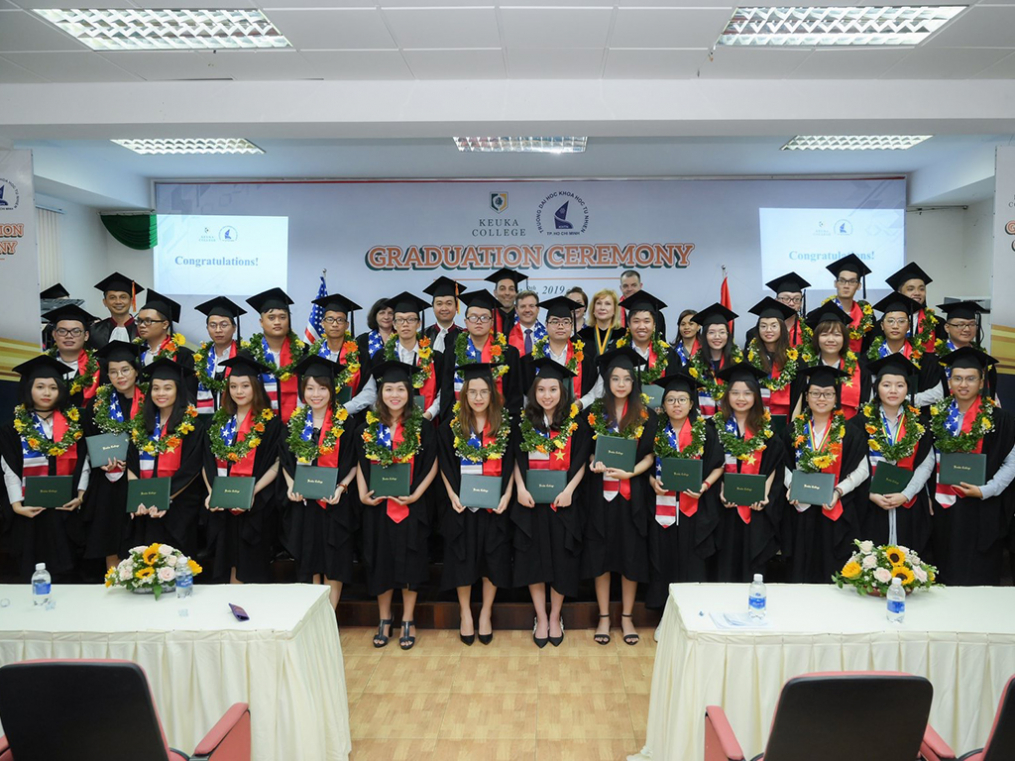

{"left": 720, "top": 266, "right": 733, "bottom": 334}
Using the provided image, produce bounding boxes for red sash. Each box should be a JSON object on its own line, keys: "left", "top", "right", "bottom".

{"left": 455, "top": 338, "right": 505, "bottom": 403}
{"left": 656, "top": 419, "right": 701, "bottom": 526}
{"left": 918, "top": 309, "right": 937, "bottom": 354}
{"left": 141, "top": 414, "right": 184, "bottom": 479}
{"left": 767, "top": 363, "right": 791, "bottom": 415}
{"left": 724, "top": 428, "right": 762, "bottom": 525}
{"left": 315, "top": 408, "right": 340, "bottom": 509}
{"left": 78, "top": 351, "right": 99, "bottom": 400}
{"left": 385, "top": 420, "right": 414, "bottom": 523}
{"left": 277, "top": 339, "right": 299, "bottom": 423}
{"left": 873, "top": 412, "right": 918, "bottom": 509}
{"left": 339, "top": 341, "right": 361, "bottom": 397}
{"left": 21, "top": 410, "right": 79, "bottom": 499}
{"left": 787, "top": 319, "right": 805, "bottom": 348}
{"left": 935, "top": 398, "right": 984, "bottom": 509}
{"left": 569, "top": 342, "right": 583, "bottom": 399}
{"left": 840, "top": 360, "right": 862, "bottom": 418}
{"left": 417, "top": 356, "right": 438, "bottom": 411}
{"left": 508, "top": 322, "right": 525, "bottom": 354}
{"left": 846, "top": 301, "right": 865, "bottom": 355}
{"left": 216, "top": 411, "right": 257, "bottom": 478}
{"left": 528, "top": 429, "right": 572, "bottom": 512}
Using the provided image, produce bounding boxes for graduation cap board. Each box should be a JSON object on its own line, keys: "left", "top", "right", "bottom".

{"left": 826, "top": 254, "right": 872, "bottom": 299}
{"left": 886, "top": 263, "right": 933, "bottom": 291}
{"left": 42, "top": 304, "right": 96, "bottom": 327}
{"left": 140, "top": 290, "right": 182, "bottom": 324}
{"left": 94, "top": 272, "right": 145, "bottom": 298}
{"left": 247, "top": 288, "right": 294, "bottom": 314}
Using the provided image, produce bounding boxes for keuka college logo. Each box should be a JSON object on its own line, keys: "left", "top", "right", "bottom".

{"left": 0, "top": 179, "right": 20, "bottom": 210}
{"left": 536, "top": 190, "right": 589, "bottom": 235}
{"left": 490, "top": 192, "right": 508, "bottom": 213}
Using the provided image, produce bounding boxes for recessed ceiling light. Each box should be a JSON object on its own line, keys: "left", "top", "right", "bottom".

{"left": 781, "top": 135, "right": 933, "bottom": 150}
{"left": 453, "top": 137, "right": 587, "bottom": 154}
{"left": 112, "top": 139, "right": 265, "bottom": 155}
{"left": 33, "top": 9, "right": 290, "bottom": 51}
{"left": 718, "top": 6, "right": 966, "bottom": 47}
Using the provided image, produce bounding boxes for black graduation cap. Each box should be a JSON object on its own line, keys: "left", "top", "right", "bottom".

{"left": 484, "top": 268, "right": 527, "bottom": 289}
{"left": 886, "top": 263, "right": 933, "bottom": 291}
{"left": 693, "top": 303, "right": 738, "bottom": 328}
{"left": 597, "top": 346, "right": 647, "bottom": 378}
{"left": 715, "top": 362, "right": 766, "bottom": 387}
{"left": 872, "top": 293, "right": 922, "bottom": 317}
{"left": 385, "top": 291, "right": 430, "bottom": 323}
{"left": 293, "top": 354, "right": 341, "bottom": 381}
{"left": 938, "top": 346, "right": 998, "bottom": 372}
{"left": 218, "top": 354, "right": 272, "bottom": 378}
{"left": 619, "top": 289, "right": 668, "bottom": 317}
{"left": 370, "top": 359, "right": 416, "bottom": 385}
{"left": 827, "top": 254, "right": 872, "bottom": 299}
{"left": 765, "top": 272, "right": 810, "bottom": 294}
{"left": 804, "top": 303, "right": 851, "bottom": 331}
{"left": 96, "top": 340, "right": 140, "bottom": 365}
{"left": 247, "top": 287, "right": 294, "bottom": 314}
{"left": 94, "top": 272, "right": 145, "bottom": 297}
{"left": 657, "top": 368, "right": 704, "bottom": 394}
{"left": 460, "top": 361, "right": 499, "bottom": 383}
{"left": 40, "top": 283, "right": 70, "bottom": 300}
{"left": 42, "top": 303, "right": 96, "bottom": 327}
{"left": 141, "top": 289, "right": 182, "bottom": 323}
{"left": 142, "top": 357, "right": 187, "bottom": 383}
{"left": 529, "top": 356, "right": 576, "bottom": 383}
{"left": 423, "top": 276, "right": 467, "bottom": 301}
{"left": 460, "top": 290, "right": 502, "bottom": 314}
{"left": 799, "top": 364, "right": 850, "bottom": 388}
{"left": 196, "top": 296, "right": 247, "bottom": 339}
{"left": 540, "top": 295, "right": 579, "bottom": 321}
{"left": 936, "top": 300, "right": 989, "bottom": 321}
{"left": 867, "top": 354, "right": 919, "bottom": 387}
{"left": 748, "top": 297, "right": 797, "bottom": 322}
{"left": 12, "top": 354, "right": 69, "bottom": 382}
{"left": 312, "top": 292, "right": 362, "bottom": 336}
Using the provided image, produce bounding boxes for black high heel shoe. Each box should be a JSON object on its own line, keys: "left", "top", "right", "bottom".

{"left": 532, "top": 617, "right": 549, "bottom": 649}
{"left": 478, "top": 631, "right": 493, "bottom": 645}
{"left": 400, "top": 620, "right": 416, "bottom": 650}
{"left": 548, "top": 617, "right": 565, "bottom": 647}
{"left": 460, "top": 630, "right": 476, "bottom": 646}
{"left": 373, "top": 618, "right": 392, "bottom": 649}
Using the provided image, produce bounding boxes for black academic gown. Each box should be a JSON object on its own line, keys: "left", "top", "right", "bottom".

{"left": 789, "top": 356, "right": 872, "bottom": 420}
{"left": 279, "top": 413, "right": 359, "bottom": 584}
{"left": 511, "top": 418, "right": 592, "bottom": 598}
{"left": 646, "top": 421, "right": 724, "bottom": 608}
{"left": 436, "top": 418, "right": 516, "bottom": 590}
{"left": 783, "top": 422, "right": 867, "bottom": 584}
{"left": 580, "top": 410, "right": 659, "bottom": 583}
{"left": 438, "top": 336, "right": 523, "bottom": 420}
{"left": 423, "top": 323, "right": 464, "bottom": 353}
{"left": 577, "top": 325, "right": 621, "bottom": 361}
{"left": 202, "top": 415, "right": 283, "bottom": 583}
{"left": 88, "top": 317, "right": 139, "bottom": 350}
{"left": 931, "top": 405, "right": 1015, "bottom": 586}
{"left": 518, "top": 342, "right": 598, "bottom": 403}
{"left": 354, "top": 418, "right": 438, "bottom": 597}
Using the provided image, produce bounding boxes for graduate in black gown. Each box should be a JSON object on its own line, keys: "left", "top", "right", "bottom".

{"left": 866, "top": 293, "right": 944, "bottom": 411}
{"left": 82, "top": 340, "right": 143, "bottom": 569}
{"left": 202, "top": 355, "right": 282, "bottom": 584}
{"left": 935, "top": 300, "right": 998, "bottom": 400}
{"left": 512, "top": 359, "right": 590, "bottom": 648}
{"left": 0, "top": 356, "right": 89, "bottom": 580}
{"left": 645, "top": 369, "right": 724, "bottom": 608}
{"left": 687, "top": 303, "right": 741, "bottom": 418}
{"left": 712, "top": 363, "right": 784, "bottom": 583}
{"left": 125, "top": 359, "right": 206, "bottom": 558}
{"left": 355, "top": 361, "right": 439, "bottom": 651}
{"left": 280, "top": 356, "right": 359, "bottom": 609}
{"left": 422, "top": 276, "right": 466, "bottom": 355}
{"left": 784, "top": 365, "right": 868, "bottom": 584}
{"left": 88, "top": 272, "right": 142, "bottom": 350}
{"left": 614, "top": 290, "right": 681, "bottom": 402}
{"left": 797, "top": 304, "right": 870, "bottom": 421}
{"left": 852, "top": 355, "right": 934, "bottom": 555}
{"left": 193, "top": 296, "right": 245, "bottom": 416}
{"left": 437, "top": 363, "right": 515, "bottom": 645}
{"left": 582, "top": 347, "right": 658, "bottom": 647}
{"left": 930, "top": 347, "right": 1015, "bottom": 586}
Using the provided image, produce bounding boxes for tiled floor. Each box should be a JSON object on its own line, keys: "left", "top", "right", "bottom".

{"left": 340, "top": 623, "right": 657, "bottom": 761}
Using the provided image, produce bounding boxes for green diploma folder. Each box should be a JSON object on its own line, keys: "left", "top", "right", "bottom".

{"left": 594, "top": 435, "right": 636, "bottom": 472}
{"left": 210, "top": 476, "right": 255, "bottom": 511}
{"left": 126, "top": 476, "right": 171, "bottom": 514}
{"left": 294, "top": 464, "right": 339, "bottom": 501}
{"left": 788, "top": 470, "right": 836, "bottom": 506}
{"left": 723, "top": 473, "right": 767, "bottom": 505}
{"left": 370, "top": 463, "right": 411, "bottom": 498}
{"left": 870, "top": 462, "right": 913, "bottom": 495}
{"left": 770, "top": 415, "right": 788, "bottom": 439}
{"left": 659, "top": 457, "right": 702, "bottom": 494}
{"left": 86, "top": 433, "right": 128, "bottom": 466}
{"left": 336, "top": 386, "right": 352, "bottom": 405}
{"left": 460, "top": 474, "right": 501, "bottom": 510}
{"left": 23, "top": 475, "right": 73, "bottom": 508}
{"left": 525, "top": 469, "right": 567, "bottom": 504}
{"left": 642, "top": 384, "right": 664, "bottom": 410}
{"left": 413, "top": 394, "right": 426, "bottom": 411}
{"left": 939, "top": 453, "right": 987, "bottom": 487}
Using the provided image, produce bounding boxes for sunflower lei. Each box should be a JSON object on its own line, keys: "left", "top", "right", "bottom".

{"left": 686, "top": 345, "right": 744, "bottom": 399}
{"left": 746, "top": 339, "right": 800, "bottom": 392}
{"left": 209, "top": 407, "right": 274, "bottom": 462}
{"left": 866, "top": 337, "right": 923, "bottom": 369}
{"left": 130, "top": 405, "right": 198, "bottom": 455}
{"left": 615, "top": 333, "right": 670, "bottom": 385}
{"left": 362, "top": 406, "right": 424, "bottom": 466}
{"left": 930, "top": 396, "right": 995, "bottom": 453}
{"left": 912, "top": 306, "right": 939, "bottom": 350}
{"left": 800, "top": 345, "right": 860, "bottom": 388}
{"left": 383, "top": 334, "right": 434, "bottom": 390}
{"left": 654, "top": 417, "right": 706, "bottom": 459}
{"left": 13, "top": 405, "right": 83, "bottom": 457}
{"left": 133, "top": 333, "right": 186, "bottom": 363}
{"left": 242, "top": 332, "right": 307, "bottom": 382}
{"left": 286, "top": 404, "right": 348, "bottom": 464}
{"left": 587, "top": 398, "right": 647, "bottom": 441}
{"left": 93, "top": 384, "right": 142, "bottom": 435}
{"left": 455, "top": 332, "right": 509, "bottom": 378}
{"left": 531, "top": 336, "right": 584, "bottom": 374}
{"left": 792, "top": 410, "right": 847, "bottom": 472}
{"left": 308, "top": 335, "right": 361, "bottom": 390}
{"left": 520, "top": 403, "right": 580, "bottom": 454}
{"left": 452, "top": 403, "right": 512, "bottom": 462}
{"left": 862, "top": 402, "right": 924, "bottom": 461}
{"left": 822, "top": 297, "right": 874, "bottom": 341}
{"left": 713, "top": 409, "right": 772, "bottom": 462}
{"left": 193, "top": 341, "right": 231, "bottom": 393}
{"left": 45, "top": 347, "right": 98, "bottom": 396}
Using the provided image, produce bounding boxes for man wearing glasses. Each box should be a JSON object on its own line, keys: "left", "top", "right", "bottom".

{"left": 936, "top": 300, "right": 997, "bottom": 397}
{"left": 309, "top": 293, "right": 374, "bottom": 416}
{"left": 383, "top": 292, "right": 442, "bottom": 422}
{"left": 885, "top": 262, "right": 943, "bottom": 354}
{"left": 825, "top": 254, "right": 874, "bottom": 355}
{"left": 193, "top": 297, "right": 246, "bottom": 415}
{"left": 42, "top": 303, "right": 99, "bottom": 404}
{"left": 745, "top": 272, "right": 810, "bottom": 348}
{"left": 521, "top": 295, "right": 601, "bottom": 412}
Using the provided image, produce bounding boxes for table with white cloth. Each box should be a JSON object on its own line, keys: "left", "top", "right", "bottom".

{"left": 0, "top": 583, "right": 351, "bottom": 761}
{"left": 633, "top": 583, "right": 1015, "bottom": 761}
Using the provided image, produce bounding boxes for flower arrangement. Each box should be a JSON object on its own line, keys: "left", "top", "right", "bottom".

{"left": 452, "top": 403, "right": 511, "bottom": 462}
{"left": 286, "top": 404, "right": 348, "bottom": 464}
{"left": 587, "top": 398, "right": 647, "bottom": 440}
{"left": 362, "top": 407, "right": 423, "bottom": 466}
{"left": 832, "top": 539, "right": 938, "bottom": 596}
{"left": 383, "top": 334, "right": 434, "bottom": 389}
{"left": 867, "top": 336, "right": 923, "bottom": 369}
{"left": 134, "top": 333, "right": 187, "bottom": 362}
{"left": 714, "top": 409, "right": 773, "bottom": 463}
{"left": 210, "top": 407, "right": 274, "bottom": 462}
{"left": 455, "top": 332, "right": 510, "bottom": 378}
{"left": 791, "top": 410, "right": 846, "bottom": 472}
{"left": 105, "top": 542, "right": 202, "bottom": 600}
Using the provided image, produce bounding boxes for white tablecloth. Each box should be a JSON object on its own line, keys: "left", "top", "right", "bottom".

{"left": 634, "top": 583, "right": 1015, "bottom": 761}
{"left": 0, "top": 583, "right": 350, "bottom": 761}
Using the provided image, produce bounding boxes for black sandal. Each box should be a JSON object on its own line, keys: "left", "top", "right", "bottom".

{"left": 594, "top": 614, "right": 611, "bottom": 645}
{"left": 400, "top": 620, "right": 416, "bottom": 650}
{"left": 373, "top": 618, "right": 392, "bottom": 648}
{"left": 622, "top": 613, "right": 640, "bottom": 646}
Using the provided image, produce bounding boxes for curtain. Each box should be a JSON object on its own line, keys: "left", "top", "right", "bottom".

{"left": 36, "top": 207, "right": 61, "bottom": 287}
{"left": 100, "top": 213, "right": 157, "bottom": 251}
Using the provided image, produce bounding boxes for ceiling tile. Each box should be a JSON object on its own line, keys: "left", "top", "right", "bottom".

{"left": 299, "top": 49, "right": 411, "bottom": 78}
{"left": 604, "top": 48, "right": 708, "bottom": 78}
{"left": 500, "top": 7, "right": 613, "bottom": 49}
{"left": 402, "top": 48, "right": 505, "bottom": 79}
{"left": 13, "top": 0, "right": 133, "bottom": 6}
{"left": 384, "top": 7, "right": 501, "bottom": 49}
{"left": 2, "top": 51, "right": 142, "bottom": 81}
{"left": 611, "top": 8, "right": 733, "bottom": 49}
{"left": 788, "top": 49, "right": 912, "bottom": 79}
{"left": 191, "top": 49, "right": 317, "bottom": 80}
{"left": 923, "top": 5, "right": 1015, "bottom": 47}
{"left": 268, "top": 8, "right": 396, "bottom": 50}
{"left": 879, "top": 46, "right": 1011, "bottom": 78}
{"left": 96, "top": 51, "right": 225, "bottom": 81}
{"left": 698, "top": 47, "right": 809, "bottom": 78}
{"left": 134, "top": 0, "right": 257, "bottom": 6}
{"left": 505, "top": 46, "right": 605, "bottom": 78}
{"left": 970, "top": 50, "right": 1015, "bottom": 77}
{"left": 0, "top": 54, "right": 50, "bottom": 82}
{"left": 0, "top": 9, "right": 87, "bottom": 51}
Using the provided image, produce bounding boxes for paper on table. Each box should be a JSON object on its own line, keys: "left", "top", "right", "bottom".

{"left": 709, "top": 611, "right": 773, "bottom": 629}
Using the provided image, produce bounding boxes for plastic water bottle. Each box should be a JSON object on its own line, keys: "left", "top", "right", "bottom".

{"left": 886, "top": 577, "right": 905, "bottom": 623}
{"left": 175, "top": 563, "right": 193, "bottom": 600}
{"left": 748, "top": 573, "right": 767, "bottom": 621}
{"left": 31, "top": 563, "right": 51, "bottom": 607}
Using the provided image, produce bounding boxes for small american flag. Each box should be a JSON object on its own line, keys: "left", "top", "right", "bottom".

{"left": 305, "top": 273, "right": 328, "bottom": 344}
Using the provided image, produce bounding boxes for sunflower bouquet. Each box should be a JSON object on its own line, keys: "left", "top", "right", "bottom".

{"left": 832, "top": 539, "right": 938, "bottom": 597}
{"left": 105, "top": 542, "right": 202, "bottom": 600}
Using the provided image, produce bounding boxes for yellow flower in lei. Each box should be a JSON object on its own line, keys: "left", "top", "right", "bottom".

{"left": 66, "top": 407, "right": 80, "bottom": 422}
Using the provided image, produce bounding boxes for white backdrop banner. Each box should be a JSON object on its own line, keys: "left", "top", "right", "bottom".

{"left": 991, "top": 147, "right": 1015, "bottom": 391}
{"left": 0, "top": 149, "right": 40, "bottom": 381}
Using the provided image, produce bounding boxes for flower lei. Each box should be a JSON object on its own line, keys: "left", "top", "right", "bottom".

{"left": 46, "top": 347, "right": 98, "bottom": 395}
{"left": 193, "top": 341, "right": 229, "bottom": 393}
{"left": 455, "top": 332, "right": 509, "bottom": 378}
{"left": 800, "top": 344, "right": 860, "bottom": 385}
{"left": 912, "top": 306, "right": 938, "bottom": 349}
{"left": 791, "top": 410, "right": 847, "bottom": 472}
{"left": 713, "top": 409, "right": 772, "bottom": 461}
{"left": 451, "top": 403, "right": 512, "bottom": 462}
{"left": 130, "top": 404, "right": 199, "bottom": 455}
{"left": 866, "top": 336, "right": 923, "bottom": 369}
{"left": 654, "top": 417, "right": 706, "bottom": 459}
{"left": 309, "top": 335, "right": 361, "bottom": 390}
{"left": 361, "top": 406, "right": 424, "bottom": 466}
{"left": 520, "top": 403, "right": 580, "bottom": 454}
{"left": 286, "top": 404, "right": 349, "bottom": 464}
{"left": 93, "top": 384, "right": 141, "bottom": 435}
{"left": 587, "top": 398, "right": 647, "bottom": 440}
{"left": 242, "top": 332, "right": 306, "bottom": 382}
{"left": 929, "top": 396, "right": 995, "bottom": 454}
{"left": 746, "top": 339, "right": 800, "bottom": 391}
{"left": 862, "top": 402, "right": 924, "bottom": 461}
{"left": 13, "top": 405, "right": 83, "bottom": 456}
{"left": 822, "top": 297, "right": 874, "bottom": 341}
{"left": 686, "top": 344, "right": 744, "bottom": 399}
{"left": 934, "top": 338, "right": 983, "bottom": 355}
{"left": 134, "top": 333, "right": 186, "bottom": 363}
{"left": 615, "top": 333, "right": 670, "bottom": 385}
{"left": 532, "top": 336, "right": 584, "bottom": 375}
{"left": 383, "top": 334, "right": 434, "bottom": 389}
{"left": 209, "top": 407, "right": 274, "bottom": 462}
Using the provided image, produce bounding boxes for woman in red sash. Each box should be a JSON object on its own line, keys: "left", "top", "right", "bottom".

{"left": 746, "top": 298, "right": 801, "bottom": 419}
{"left": 798, "top": 304, "right": 870, "bottom": 420}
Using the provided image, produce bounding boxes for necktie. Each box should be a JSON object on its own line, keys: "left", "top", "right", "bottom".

{"left": 524, "top": 328, "right": 533, "bottom": 354}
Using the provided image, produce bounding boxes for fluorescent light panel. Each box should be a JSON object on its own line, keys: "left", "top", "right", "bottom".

{"left": 112, "top": 139, "right": 264, "bottom": 155}
{"left": 781, "top": 135, "right": 933, "bottom": 151}
{"left": 33, "top": 9, "right": 290, "bottom": 51}
{"left": 719, "top": 6, "right": 966, "bottom": 47}
{"left": 454, "top": 137, "right": 587, "bottom": 154}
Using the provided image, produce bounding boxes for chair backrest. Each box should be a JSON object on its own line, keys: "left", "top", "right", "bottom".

{"left": 982, "top": 675, "right": 1015, "bottom": 761}
{"left": 0, "top": 659, "right": 171, "bottom": 761}
{"left": 763, "top": 672, "right": 933, "bottom": 761}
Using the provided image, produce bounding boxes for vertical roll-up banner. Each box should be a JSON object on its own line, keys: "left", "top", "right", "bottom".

{"left": 0, "top": 149, "right": 40, "bottom": 386}
{"left": 992, "top": 146, "right": 1015, "bottom": 407}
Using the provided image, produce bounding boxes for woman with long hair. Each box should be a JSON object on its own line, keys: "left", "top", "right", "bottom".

{"left": 799, "top": 304, "right": 869, "bottom": 420}
{"left": 674, "top": 309, "right": 700, "bottom": 366}
{"left": 577, "top": 288, "right": 622, "bottom": 359}
{"left": 746, "top": 298, "right": 801, "bottom": 419}
{"left": 688, "top": 303, "right": 741, "bottom": 418}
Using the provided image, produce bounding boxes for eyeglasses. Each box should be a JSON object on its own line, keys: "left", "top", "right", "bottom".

{"left": 777, "top": 295, "right": 803, "bottom": 305}
{"left": 706, "top": 330, "right": 727, "bottom": 339}
{"left": 883, "top": 317, "right": 909, "bottom": 327}
{"left": 665, "top": 395, "right": 692, "bottom": 405}
{"left": 466, "top": 389, "right": 491, "bottom": 399}
{"left": 547, "top": 318, "right": 573, "bottom": 327}
{"left": 836, "top": 278, "right": 860, "bottom": 286}
{"left": 107, "top": 367, "right": 135, "bottom": 378}
{"left": 947, "top": 321, "right": 977, "bottom": 330}
{"left": 206, "top": 321, "right": 233, "bottom": 331}
{"left": 394, "top": 317, "right": 419, "bottom": 326}
{"left": 808, "top": 390, "right": 836, "bottom": 400}
{"left": 465, "top": 315, "right": 492, "bottom": 325}
{"left": 950, "top": 375, "right": 981, "bottom": 386}
{"left": 53, "top": 327, "right": 85, "bottom": 337}
{"left": 322, "top": 317, "right": 347, "bottom": 326}
{"left": 136, "top": 318, "right": 167, "bottom": 327}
